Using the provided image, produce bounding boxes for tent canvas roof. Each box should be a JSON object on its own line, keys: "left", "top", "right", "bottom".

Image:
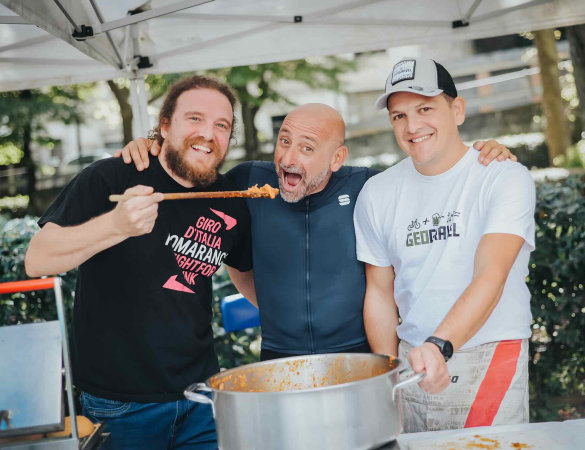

{"left": 1, "top": 0, "right": 585, "bottom": 93}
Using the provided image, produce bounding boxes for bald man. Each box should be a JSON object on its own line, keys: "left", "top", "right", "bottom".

{"left": 271, "top": 103, "right": 347, "bottom": 202}
{"left": 119, "top": 103, "right": 514, "bottom": 360}
{"left": 225, "top": 103, "right": 374, "bottom": 360}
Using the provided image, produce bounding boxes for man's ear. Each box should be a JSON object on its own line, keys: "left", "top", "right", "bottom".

{"left": 453, "top": 97, "right": 466, "bottom": 126}
{"left": 160, "top": 119, "right": 169, "bottom": 139}
{"left": 330, "top": 145, "right": 348, "bottom": 173}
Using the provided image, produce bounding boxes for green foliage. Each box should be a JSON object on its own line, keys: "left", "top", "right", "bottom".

{"left": 0, "top": 86, "right": 85, "bottom": 150}
{"left": 109, "top": 73, "right": 186, "bottom": 108}
{"left": 210, "top": 57, "right": 356, "bottom": 107}
{"left": 0, "top": 142, "right": 24, "bottom": 166}
{"left": 0, "top": 217, "right": 76, "bottom": 325}
{"left": 109, "top": 59, "right": 356, "bottom": 158}
{"left": 108, "top": 74, "right": 191, "bottom": 144}
{"left": 529, "top": 174, "right": 585, "bottom": 420}
{"left": 208, "top": 58, "right": 356, "bottom": 158}
{"left": 553, "top": 140, "right": 585, "bottom": 168}
{"left": 0, "top": 195, "right": 29, "bottom": 215}
{"left": 0, "top": 85, "right": 88, "bottom": 214}
{"left": 145, "top": 73, "right": 186, "bottom": 105}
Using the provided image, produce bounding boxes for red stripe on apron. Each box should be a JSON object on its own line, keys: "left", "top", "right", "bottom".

{"left": 464, "top": 339, "right": 522, "bottom": 428}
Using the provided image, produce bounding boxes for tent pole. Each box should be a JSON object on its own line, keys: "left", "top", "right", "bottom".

{"left": 88, "top": 0, "right": 214, "bottom": 36}
{"left": 52, "top": 0, "right": 82, "bottom": 33}
{"left": 0, "top": 36, "right": 55, "bottom": 54}
{"left": 0, "top": 15, "right": 28, "bottom": 24}
{"left": 137, "top": 77, "right": 150, "bottom": 134}
{"left": 129, "top": 76, "right": 150, "bottom": 139}
{"left": 88, "top": 0, "right": 125, "bottom": 68}
{"left": 462, "top": 0, "right": 483, "bottom": 24}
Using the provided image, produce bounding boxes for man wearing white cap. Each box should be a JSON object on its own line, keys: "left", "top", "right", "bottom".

{"left": 354, "top": 57, "right": 535, "bottom": 432}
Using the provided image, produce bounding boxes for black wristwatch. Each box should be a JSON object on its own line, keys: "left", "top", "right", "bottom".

{"left": 424, "top": 336, "right": 454, "bottom": 361}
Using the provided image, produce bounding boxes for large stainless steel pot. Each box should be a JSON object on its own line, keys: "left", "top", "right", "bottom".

{"left": 184, "top": 353, "right": 422, "bottom": 450}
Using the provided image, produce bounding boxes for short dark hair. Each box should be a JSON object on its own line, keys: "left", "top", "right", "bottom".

{"left": 153, "top": 75, "right": 237, "bottom": 145}
{"left": 441, "top": 93, "right": 455, "bottom": 105}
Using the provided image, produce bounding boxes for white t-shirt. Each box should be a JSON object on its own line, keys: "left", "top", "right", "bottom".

{"left": 354, "top": 148, "right": 535, "bottom": 349}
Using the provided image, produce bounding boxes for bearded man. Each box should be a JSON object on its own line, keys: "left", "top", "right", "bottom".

{"left": 25, "top": 76, "right": 252, "bottom": 450}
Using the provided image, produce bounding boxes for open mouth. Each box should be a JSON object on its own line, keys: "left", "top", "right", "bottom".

{"left": 280, "top": 169, "right": 304, "bottom": 191}
{"left": 409, "top": 134, "right": 433, "bottom": 144}
{"left": 191, "top": 144, "right": 212, "bottom": 154}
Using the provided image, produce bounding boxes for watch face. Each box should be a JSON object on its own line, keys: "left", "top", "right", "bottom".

{"left": 443, "top": 340, "right": 454, "bottom": 359}
{"left": 425, "top": 336, "right": 454, "bottom": 360}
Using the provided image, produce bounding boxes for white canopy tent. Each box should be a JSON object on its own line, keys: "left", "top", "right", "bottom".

{"left": 1, "top": 0, "right": 585, "bottom": 137}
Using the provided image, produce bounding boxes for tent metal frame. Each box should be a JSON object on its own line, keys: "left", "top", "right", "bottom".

{"left": 0, "top": 0, "right": 570, "bottom": 137}
{"left": 72, "top": 0, "right": 215, "bottom": 39}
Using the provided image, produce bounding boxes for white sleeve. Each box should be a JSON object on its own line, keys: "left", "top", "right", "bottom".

{"left": 483, "top": 163, "right": 536, "bottom": 250}
{"left": 353, "top": 180, "right": 392, "bottom": 267}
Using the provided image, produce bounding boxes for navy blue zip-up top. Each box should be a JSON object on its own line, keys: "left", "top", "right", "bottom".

{"left": 227, "top": 161, "right": 378, "bottom": 354}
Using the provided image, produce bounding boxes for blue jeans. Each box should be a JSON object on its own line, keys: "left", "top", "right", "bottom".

{"left": 80, "top": 391, "right": 217, "bottom": 450}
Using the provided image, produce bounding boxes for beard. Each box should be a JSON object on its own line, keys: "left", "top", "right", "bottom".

{"left": 277, "top": 163, "right": 331, "bottom": 203}
{"left": 164, "top": 136, "right": 225, "bottom": 188}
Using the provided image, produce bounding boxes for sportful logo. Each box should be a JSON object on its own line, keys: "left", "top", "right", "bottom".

{"left": 338, "top": 194, "right": 350, "bottom": 206}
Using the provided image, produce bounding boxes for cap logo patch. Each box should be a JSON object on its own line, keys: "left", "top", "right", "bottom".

{"left": 338, "top": 194, "right": 350, "bottom": 206}
{"left": 391, "top": 59, "right": 416, "bottom": 85}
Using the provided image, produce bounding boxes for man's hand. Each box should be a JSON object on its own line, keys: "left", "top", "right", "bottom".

{"left": 407, "top": 342, "right": 451, "bottom": 394}
{"left": 473, "top": 139, "right": 517, "bottom": 166}
{"left": 113, "top": 138, "right": 161, "bottom": 171}
{"left": 111, "top": 185, "right": 164, "bottom": 237}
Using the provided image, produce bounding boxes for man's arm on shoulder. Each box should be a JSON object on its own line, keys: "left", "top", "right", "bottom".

{"left": 226, "top": 266, "right": 257, "bottom": 307}
{"left": 364, "top": 264, "right": 399, "bottom": 356}
{"left": 25, "top": 185, "right": 163, "bottom": 277}
{"left": 473, "top": 139, "right": 517, "bottom": 165}
{"left": 114, "top": 138, "right": 159, "bottom": 171}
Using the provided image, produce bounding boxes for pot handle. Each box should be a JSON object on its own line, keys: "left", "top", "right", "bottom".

{"left": 391, "top": 370, "right": 426, "bottom": 402}
{"left": 184, "top": 383, "right": 215, "bottom": 418}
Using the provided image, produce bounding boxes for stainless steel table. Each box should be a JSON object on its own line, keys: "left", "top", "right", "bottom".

{"left": 395, "top": 419, "right": 585, "bottom": 449}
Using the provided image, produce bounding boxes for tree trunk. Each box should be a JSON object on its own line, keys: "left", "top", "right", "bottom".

{"left": 534, "top": 29, "right": 570, "bottom": 164}
{"left": 567, "top": 24, "right": 585, "bottom": 134}
{"left": 17, "top": 90, "right": 39, "bottom": 214}
{"left": 107, "top": 80, "right": 133, "bottom": 145}
{"left": 238, "top": 92, "right": 260, "bottom": 161}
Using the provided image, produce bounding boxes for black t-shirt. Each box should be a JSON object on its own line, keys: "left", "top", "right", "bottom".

{"left": 39, "top": 155, "right": 252, "bottom": 402}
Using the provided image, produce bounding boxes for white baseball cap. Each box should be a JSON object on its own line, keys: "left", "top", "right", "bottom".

{"left": 375, "top": 57, "right": 458, "bottom": 110}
